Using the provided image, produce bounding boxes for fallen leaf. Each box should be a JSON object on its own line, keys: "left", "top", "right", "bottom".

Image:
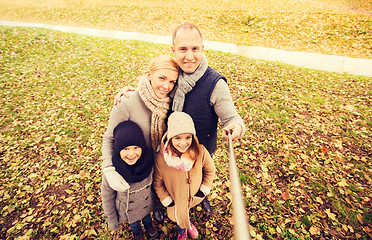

{"left": 309, "top": 226, "right": 320, "bottom": 235}
{"left": 357, "top": 214, "right": 364, "bottom": 224}
{"left": 325, "top": 209, "right": 337, "bottom": 221}
{"left": 281, "top": 192, "right": 290, "bottom": 201}
{"left": 337, "top": 178, "right": 348, "bottom": 187}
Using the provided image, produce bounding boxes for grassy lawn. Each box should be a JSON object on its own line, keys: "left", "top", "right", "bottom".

{"left": 1, "top": 26, "right": 371, "bottom": 239}
{"left": 1, "top": 0, "right": 372, "bottom": 239}
{"left": 0, "top": 0, "right": 371, "bottom": 59}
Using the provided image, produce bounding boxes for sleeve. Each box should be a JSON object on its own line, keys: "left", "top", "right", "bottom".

{"left": 102, "top": 99, "right": 130, "bottom": 169}
{"left": 101, "top": 175, "right": 121, "bottom": 231}
{"left": 200, "top": 146, "right": 216, "bottom": 195}
{"left": 152, "top": 156, "right": 172, "bottom": 206}
{"left": 210, "top": 80, "right": 246, "bottom": 138}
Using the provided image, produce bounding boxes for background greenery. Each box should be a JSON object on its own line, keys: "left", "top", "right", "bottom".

{"left": 1, "top": 0, "right": 371, "bottom": 239}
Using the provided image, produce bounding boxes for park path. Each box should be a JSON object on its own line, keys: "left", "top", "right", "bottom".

{"left": 1, "top": 20, "right": 371, "bottom": 77}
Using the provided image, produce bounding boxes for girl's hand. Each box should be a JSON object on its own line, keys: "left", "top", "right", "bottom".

{"left": 195, "top": 190, "right": 205, "bottom": 197}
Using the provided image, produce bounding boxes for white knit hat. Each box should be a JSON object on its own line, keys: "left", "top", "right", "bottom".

{"left": 167, "top": 112, "right": 196, "bottom": 139}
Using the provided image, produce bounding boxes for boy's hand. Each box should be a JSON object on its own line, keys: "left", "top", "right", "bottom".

{"left": 113, "top": 86, "right": 135, "bottom": 105}
{"left": 103, "top": 166, "right": 130, "bottom": 191}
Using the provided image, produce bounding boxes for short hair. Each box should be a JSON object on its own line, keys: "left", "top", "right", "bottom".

{"left": 172, "top": 23, "right": 203, "bottom": 45}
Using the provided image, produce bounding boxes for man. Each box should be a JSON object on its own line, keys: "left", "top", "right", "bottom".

{"left": 115, "top": 23, "right": 246, "bottom": 215}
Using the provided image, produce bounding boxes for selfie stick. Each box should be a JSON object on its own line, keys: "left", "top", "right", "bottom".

{"left": 228, "top": 130, "right": 252, "bottom": 240}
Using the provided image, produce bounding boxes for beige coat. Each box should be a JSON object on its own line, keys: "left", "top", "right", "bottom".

{"left": 153, "top": 142, "right": 216, "bottom": 229}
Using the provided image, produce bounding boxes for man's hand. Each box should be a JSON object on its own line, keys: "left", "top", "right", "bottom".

{"left": 222, "top": 123, "right": 242, "bottom": 141}
{"left": 113, "top": 86, "right": 135, "bottom": 105}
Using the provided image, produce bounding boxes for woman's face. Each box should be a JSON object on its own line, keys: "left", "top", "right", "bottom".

{"left": 148, "top": 69, "right": 178, "bottom": 99}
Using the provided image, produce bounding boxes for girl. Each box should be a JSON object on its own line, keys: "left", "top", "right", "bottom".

{"left": 101, "top": 121, "right": 159, "bottom": 240}
{"left": 153, "top": 112, "right": 216, "bottom": 240}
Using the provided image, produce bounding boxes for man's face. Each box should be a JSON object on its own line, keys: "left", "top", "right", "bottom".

{"left": 171, "top": 28, "right": 204, "bottom": 74}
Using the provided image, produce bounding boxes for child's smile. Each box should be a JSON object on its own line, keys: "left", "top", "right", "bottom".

{"left": 120, "top": 146, "right": 142, "bottom": 165}
{"left": 171, "top": 133, "right": 193, "bottom": 153}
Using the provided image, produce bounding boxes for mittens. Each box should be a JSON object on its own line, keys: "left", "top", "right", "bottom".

{"left": 103, "top": 166, "right": 130, "bottom": 191}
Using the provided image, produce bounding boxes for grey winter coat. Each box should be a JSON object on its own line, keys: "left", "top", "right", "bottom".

{"left": 101, "top": 168, "right": 156, "bottom": 231}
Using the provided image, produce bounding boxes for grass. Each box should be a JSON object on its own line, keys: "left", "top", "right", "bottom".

{"left": 0, "top": 0, "right": 371, "bottom": 59}
{"left": 1, "top": 1, "right": 372, "bottom": 239}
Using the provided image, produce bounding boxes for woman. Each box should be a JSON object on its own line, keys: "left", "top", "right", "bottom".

{"left": 102, "top": 54, "right": 178, "bottom": 192}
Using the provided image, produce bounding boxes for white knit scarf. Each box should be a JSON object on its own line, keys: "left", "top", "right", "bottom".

{"left": 138, "top": 77, "right": 171, "bottom": 152}
{"left": 171, "top": 54, "right": 208, "bottom": 112}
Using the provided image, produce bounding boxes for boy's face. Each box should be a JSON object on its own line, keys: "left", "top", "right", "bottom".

{"left": 120, "top": 146, "right": 142, "bottom": 165}
{"left": 171, "top": 133, "right": 193, "bottom": 153}
{"left": 171, "top": 28, "right": 204, "bottom": 74}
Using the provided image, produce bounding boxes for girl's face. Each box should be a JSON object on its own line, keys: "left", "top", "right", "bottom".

{"left": 171, "top": 133, "right": 193, "bottom": 153}
{"left": 120, "top": 146, "right": 142, "bottom": 165}
{"left": 148, "top": 69, "right": 178, "bottom": 99}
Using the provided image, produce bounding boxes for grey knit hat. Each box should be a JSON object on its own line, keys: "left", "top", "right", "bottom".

{"left": 167, "top": 112, "right": 196, "bottom": 139}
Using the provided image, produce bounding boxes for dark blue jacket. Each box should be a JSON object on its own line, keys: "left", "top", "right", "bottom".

{"left": 182, "top": 67, "right": 226, "bottom": 154}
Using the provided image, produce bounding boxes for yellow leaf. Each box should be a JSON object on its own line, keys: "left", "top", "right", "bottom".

{"left": 337, "top": 178, "right": 348, "bottom": 187}
{"left": 357, "top": 214, "right": 363, "bottom": 224}
{"left": 316, "top": 197, "right": 324, "bottom": 204}
{"left": 225, "top": 180, "right": 231, "bottom": 188}
{"left": 325, "top": 209, "right": 337, "bottom": 221}
{"left": 228, "top": 216, "right": 234, "bottom": 225}
{"left": 309, "top": 226, "right": 320, "bottom": 235}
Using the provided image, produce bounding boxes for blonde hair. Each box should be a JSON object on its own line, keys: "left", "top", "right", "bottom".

{"left": 146, "top": 54, "right": 179, "bottom": 74}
